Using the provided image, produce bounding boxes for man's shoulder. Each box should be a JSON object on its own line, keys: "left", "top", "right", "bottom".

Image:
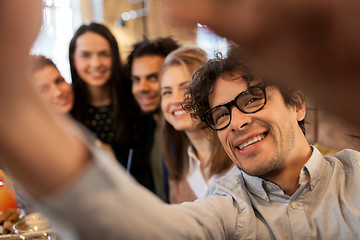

{"left": 325, "top": 148, "right": 360, "bottom": 169}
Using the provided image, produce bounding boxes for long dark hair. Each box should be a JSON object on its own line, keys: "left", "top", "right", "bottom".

{"left": 161, "top": 46, "right": 233, "bottom": 181}
{"left": 69, "top": 22, "right": 134, "bottom": 142}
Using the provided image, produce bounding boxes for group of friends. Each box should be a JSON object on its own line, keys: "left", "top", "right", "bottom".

{"left": 1, "top": 0, "right": 360, "bottom": 239}
{"left": 29, "top": 22, "right": 233, "bottom": 204}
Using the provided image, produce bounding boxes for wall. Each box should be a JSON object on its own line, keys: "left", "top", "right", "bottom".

{"left": 103, "top": 0, "right": 197, "bottom": 59}
{"left": 305, "top": 98, "right": 360, "bottom": 152}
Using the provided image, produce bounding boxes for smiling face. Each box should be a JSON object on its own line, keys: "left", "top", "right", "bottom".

{"left": 73, "top": 32, "right": 112, "bottom": 90}
{"left": 161, "top": 65, "right": 197, "bottom": 131}
{"left": 33, "top": 65, "right": 74, "bottom": 114}
{"left": 131, "top": 55, "right": 164, "bottom": 114}
{"left": 209, "top": 74, "right": 307, "bottom": 178}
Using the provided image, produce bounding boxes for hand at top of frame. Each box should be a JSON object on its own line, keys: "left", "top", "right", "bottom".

{"left": 165, "top": 0, "right": 360, "bottom": 129}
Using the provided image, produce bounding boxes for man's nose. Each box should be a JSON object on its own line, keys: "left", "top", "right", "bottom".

{"left": 51, "top": 85, "right": 62, "bottom": 97}
{"left": 228, "top": 106, "right": 252, "bottom": 131}
{"left": 138, "top": 79, "right": 150, "bottom": 92}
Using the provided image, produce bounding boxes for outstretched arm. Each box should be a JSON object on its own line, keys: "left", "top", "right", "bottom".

{"left": 0, "top": 3, "right": 236, "bottom": 239}
{"left": 0, "top": 0, "right": 89, "bottom": 198}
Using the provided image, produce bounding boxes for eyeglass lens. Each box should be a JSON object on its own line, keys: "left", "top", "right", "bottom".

{"left": 206, "top": 85, "right": 266, "bottom": 130}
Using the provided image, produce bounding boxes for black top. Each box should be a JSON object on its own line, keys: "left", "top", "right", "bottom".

{"left": 82, "top": 105, "right": 158, "bottom": 195}
{"left": 84, "top": 105, "right": 115, "bottom": 145}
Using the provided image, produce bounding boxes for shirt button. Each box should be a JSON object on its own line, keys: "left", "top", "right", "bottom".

{"left": 266, "top": 183, "right": 272, "bottom": 190}
{"left": 291, "top": 201, "right": 298, "bottom": 209}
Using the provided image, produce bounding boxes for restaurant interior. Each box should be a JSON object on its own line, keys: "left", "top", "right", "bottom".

{"left": 0, "top": 0, "right": 359, "bottom": 239}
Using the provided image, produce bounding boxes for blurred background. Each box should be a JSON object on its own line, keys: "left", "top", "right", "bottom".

{"left": 31, "top": 0, "right": 228, "bottom": 83}
{"left": 31, "top": 0, "right": 360, "bottom": 153}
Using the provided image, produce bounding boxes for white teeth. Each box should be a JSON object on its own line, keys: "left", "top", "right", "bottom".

{"left": 238, "top": 134, "right": 266, "bottom": 150}
{"left": 174, "top": 110, "right": 186, "bottom": 116}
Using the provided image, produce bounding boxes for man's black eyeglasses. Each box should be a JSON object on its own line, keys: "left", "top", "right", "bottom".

{"left": 201, "top": 83, "right": 268, "bottom": 131}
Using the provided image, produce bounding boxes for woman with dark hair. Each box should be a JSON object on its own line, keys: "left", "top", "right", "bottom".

{"left": 160, "top": 46, "right": 233, "bottom": 203}
{"left": 69, "top": 22, "right": 136, "bottom": 163}
{"left": 69, "top": 23, "right": 156, "bottom": 193}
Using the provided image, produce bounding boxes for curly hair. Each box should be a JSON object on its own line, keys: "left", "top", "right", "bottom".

{"left": 184, "top": 44, "right": 306, "bottom": 134}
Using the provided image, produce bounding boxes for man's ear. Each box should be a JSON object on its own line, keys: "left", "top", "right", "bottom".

{"left": 292, "top": 91, "right": 306, "bottom": 121}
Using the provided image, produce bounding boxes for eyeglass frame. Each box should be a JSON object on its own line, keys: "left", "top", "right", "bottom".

{"left": 201, "top": 82, "right": 268, "bottom": 131}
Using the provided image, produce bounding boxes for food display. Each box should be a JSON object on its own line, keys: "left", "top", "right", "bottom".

{"left": 0, "top": 208, "right": 22, "bottom": 234}
{"left": 0, "top": 171, "right": 55, "bottom": 239}
{"left": 0, "top": 209, "right": 55, "bottom": 239}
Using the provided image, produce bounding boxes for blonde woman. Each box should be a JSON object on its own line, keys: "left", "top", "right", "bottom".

{"left": 160, "top": 46, "right": 233, "bottom": 203}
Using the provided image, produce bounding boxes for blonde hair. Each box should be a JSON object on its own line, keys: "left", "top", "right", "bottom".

{"left": 161, "top": 46, "right": 232, "bottom": 181}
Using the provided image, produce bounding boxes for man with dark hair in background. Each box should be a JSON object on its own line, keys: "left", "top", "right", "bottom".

{"left": 125, "top": 37, "right": 180, "bottom": 201}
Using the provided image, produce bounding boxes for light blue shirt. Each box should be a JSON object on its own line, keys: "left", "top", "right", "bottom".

{"left": 207, "top": 146, "right": 360, "bottom": 239}
{"left": 36, "top": 142, "right": 360, "bottom": 239}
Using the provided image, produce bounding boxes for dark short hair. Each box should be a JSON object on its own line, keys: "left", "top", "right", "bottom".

{"left": 125, "top": 36, "right": 180, "bottom": 77}
{"left": 184, "top": 45, "right": 306, "bottom": 134}
{"left": 29, "top": 55, "right": 57, "bottom": 74}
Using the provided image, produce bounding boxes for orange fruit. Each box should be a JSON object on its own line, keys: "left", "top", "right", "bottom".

{"left": 0, "top": 170, "right": 17, "bottom": 212}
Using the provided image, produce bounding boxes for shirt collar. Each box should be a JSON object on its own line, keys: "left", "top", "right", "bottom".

{"left": 300, "top": 145, "right": 325, "bottom": 189}
{"left": 242, "top": 171, "right": 271, "bottom": 201}
{"left": 241, "top": 145, "right": 325, "bottom": 201}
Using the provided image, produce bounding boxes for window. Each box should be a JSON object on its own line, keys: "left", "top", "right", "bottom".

{"left": 31, "top": 0, "right": 81, "bottom": 83}
{"left": 196, "top": 24, "right": 229, "bottom": 59}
